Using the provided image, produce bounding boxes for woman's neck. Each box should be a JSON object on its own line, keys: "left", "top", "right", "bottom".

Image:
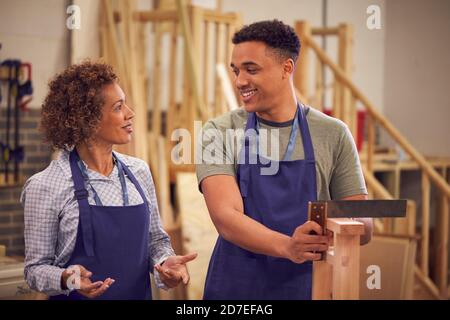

{"left": 75, "top": 142, "right": 114, "bottom": 177}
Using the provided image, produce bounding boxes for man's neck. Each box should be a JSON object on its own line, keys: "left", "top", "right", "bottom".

{"left": 256, "top": 83, "right": 298, "bottom": 123}
{"left": 256, "top": 97, "right": 298, "bottom": 123}
{"left": 76, "top": 142, "right": 114, "bottom": 177}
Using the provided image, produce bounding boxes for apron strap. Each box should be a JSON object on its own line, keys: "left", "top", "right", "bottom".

{"left": 69, "top": 149, "right": 95, "bottom": 257}
{"left": 298, "top": 104, "right": 315, "bottom": 162}
{"left": 237, "top": 103, "right": 316, "bottom": 197}
{"left": 118, "top": 158, "right": 150, "bottom": 213}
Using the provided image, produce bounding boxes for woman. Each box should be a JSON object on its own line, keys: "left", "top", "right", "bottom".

{"left": 21, "top": 61, "right": 196, "bottom": 300}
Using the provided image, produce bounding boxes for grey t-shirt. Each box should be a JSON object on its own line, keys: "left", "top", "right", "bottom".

{"left": 196, "top": 106, "right": 367, "bottom": 200}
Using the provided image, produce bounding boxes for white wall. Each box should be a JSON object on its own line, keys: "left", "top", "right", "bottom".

{"left": 0, "top": 0, "right": 70, "bottom": 109}
{"left": 327, "top": 0, "right": 386, "bottom": 112}
{"left": 384, "top": 0, "right": 450, "bottom": 156}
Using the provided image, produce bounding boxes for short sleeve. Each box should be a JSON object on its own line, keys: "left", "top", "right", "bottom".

{"left": 329, "top": 124, "right": 367, "bottom": 199}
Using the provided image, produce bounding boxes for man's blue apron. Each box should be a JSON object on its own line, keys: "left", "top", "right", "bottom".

{"left": 203, "top": 104, "right": 317, "bottom": 300}
{"left": 50, "top": 149, "right": 152, "bottom": 300}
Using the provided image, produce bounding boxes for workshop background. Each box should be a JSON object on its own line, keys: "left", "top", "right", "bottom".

{"left": 0, "top": 0, "right": 449, "bottom": 300}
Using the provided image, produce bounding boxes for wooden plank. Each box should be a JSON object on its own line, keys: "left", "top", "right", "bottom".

{"left": 312, "top": 261, "right": 332, "bottom": 300}
{"left": 151, "top": 24, "right": 163, "bottom": 135}
{"left": 214, "top": 22, "right": 225, "bottom": 116}
{"left": 311, "top": 27, "right": 339, "bottom": 36}
{"left": 367, "top": 115, "right": 375, "bottom": 173}
{"left": 332, "top": 233, "right": 360, "bottom": 299}
{"left": 421, "top": 172, "right": 430, "bottom": 276}
{"left": 313, "top": 58, "right": 324, "bottom": 111}
{"left": 175, "top": 0, "right": 207, "bottom": 120}
{"left": 158, "top": 136, "right": 174, "bottom": 228}
{"left": 216, "top": 63, "right": 239, "bottom": 111}
{"left": 333, "top": 80, "right": 341, "bottom": 119}
{"left": 226, "top": 22, "right": 239, "bottom": 103}
{"left": 148, "top": 132, "right": 160, "bottom": 195}
{"left": 338, "top": 23, "right": 354, "bottom": 136}
{"left": 414, "top": 265, "right": 441, "bottom": 299}
{"left": 116, "top": 9, "right": 239, "bottom": 24}
{"left": 393, "top": 200, "right": 416, "bottom": 237}
{"left": 123, "top": 0, "right": 149, "bottom": 163}
{"left": 327, "top": 218, "right": 364, "bottom": 236}
{"left": 166, "top": 22, "right": 178, "bottom": 172}
{"left": 203, "top": 11, "right": 239, "bottom": 24}
{"left": 114, "top": 10, "right": 179, "bottom": 23}
{"left": 436, "top": 168, "right": 449, "bottom": 298}
{"left": 294, "top": 21, "right": 311, "bottom": 99}
{"left": 190, "top": 5, "right": 205, "bottom": 121}
{"left": 203, "top": 21, "right": 211, "bottom": 113}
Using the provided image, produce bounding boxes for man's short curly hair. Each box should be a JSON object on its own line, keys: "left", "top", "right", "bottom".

{"left": 40, "top": 61, "right": 118, "bottom": 150}
{"left": 232, "top": 19, "right": 301, "bottom": 63}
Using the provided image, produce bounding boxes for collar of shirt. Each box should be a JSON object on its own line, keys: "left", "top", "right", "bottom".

{"left": 55, "top": 149, "right": 134, "bottom": 182}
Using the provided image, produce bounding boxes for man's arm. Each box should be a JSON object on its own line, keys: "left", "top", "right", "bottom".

{"left": 201, "top": 175, "right": 330, "bottom": 263}
{"left": 340, "top": 194, "right": 373, "bottom": 245}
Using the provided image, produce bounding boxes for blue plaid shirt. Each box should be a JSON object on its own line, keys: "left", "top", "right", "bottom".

{"left": 21, "top": 150, "right": 175, "bottom": 296}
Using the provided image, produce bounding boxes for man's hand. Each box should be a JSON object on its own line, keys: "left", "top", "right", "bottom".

{"left": 61, "top": 265, "right": 114, "bottom": 298}
{"left": 154, "top": 253, "right": 197, "bottom": 288}
{"left": 286, "top": 221, "right": 331, "bottom": 264}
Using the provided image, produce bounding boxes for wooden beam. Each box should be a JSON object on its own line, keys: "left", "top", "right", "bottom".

{"left": 313, "top": 218, "right": 364, "bottom": 300}
{"left": 214, "top": 22, "right": 226, "bottom": 116}
{"left": 367, "top": 115, "right": 375, "bottom": 173}
{"left": 436, "top": 173, "right": 449, "bottom": 298}
{"left": 312, "top": 261, "right": 332, "bottom": 299}
{"left": 327, "top": 218, "right": 365, "bottom": 236}
{"left": 311, "top": 27, "right": 339, "bottom": 36}
{"left": 294, "top": 21, "right": 311, "bottom": 99}
{"left": 151, "top": 25, "right": 163, "bottom": 135}
{"left": 414, "top": 266, "right": 441, "bottom": 300}
{"left": 338, "top": 23, "right": 354, "bottom": 136}
{"left": 175, "top": 0, "right": 207, "bottom": 120}
{"left": 421, "top": 172, "right": 430, "bottom": 277}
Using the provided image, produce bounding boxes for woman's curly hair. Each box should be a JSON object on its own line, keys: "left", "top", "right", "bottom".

{"left": 40, "top": 61, "right": 118, "bottom": 150}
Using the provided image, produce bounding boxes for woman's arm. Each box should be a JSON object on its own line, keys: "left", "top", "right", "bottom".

{"left": 22, "top": 178, "right": 69, "bottom": 296}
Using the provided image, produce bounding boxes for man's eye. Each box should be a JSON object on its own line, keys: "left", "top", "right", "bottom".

{"left": 115, "top": 104, "right": 122, "bottom": 111}
{"left": 247, "top": 69, "right": 257, "bottom": 74}
{"left": 232, "top": 69, "right": 239, "bottom": 76}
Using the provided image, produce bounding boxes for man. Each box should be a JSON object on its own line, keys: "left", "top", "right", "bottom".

{"left": 196, "top": 20, "right": 372, "bottom": 300}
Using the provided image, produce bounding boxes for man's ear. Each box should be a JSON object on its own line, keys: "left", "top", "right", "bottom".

{"left": 282, "top": 58, "right": 295, "bottom": 79}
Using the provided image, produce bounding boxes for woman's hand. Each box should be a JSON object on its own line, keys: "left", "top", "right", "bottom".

{"left": 154, "top": 253, "right": 198, "bottom": 288}
{"left": 61, "top": 265, "right": 115, "bottom": 298}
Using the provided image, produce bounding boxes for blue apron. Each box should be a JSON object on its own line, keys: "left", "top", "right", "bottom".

{"left": 50, "top": 149, "right": 152, "bottom": 300}
{"left": 203, "top": 104, "right": 317, "bottom": 300}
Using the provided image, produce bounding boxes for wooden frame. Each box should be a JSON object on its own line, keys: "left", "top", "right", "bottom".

{"left": 312, "top": 218, "right": 364, "bottom": 300}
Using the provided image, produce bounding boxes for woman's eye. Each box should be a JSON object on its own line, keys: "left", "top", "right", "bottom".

{"left": 247, "top": 69, "right": 257, "bottom": 74}
{"left": 114, "top": 104, "right": 122, "bottom": 111}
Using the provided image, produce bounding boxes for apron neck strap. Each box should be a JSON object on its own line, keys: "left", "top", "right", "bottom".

{"left": 71, "top": 150, "right": 130, "bottom": 206}
{"left": 246, "top": 103, "right": 314, "bottom": 162}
